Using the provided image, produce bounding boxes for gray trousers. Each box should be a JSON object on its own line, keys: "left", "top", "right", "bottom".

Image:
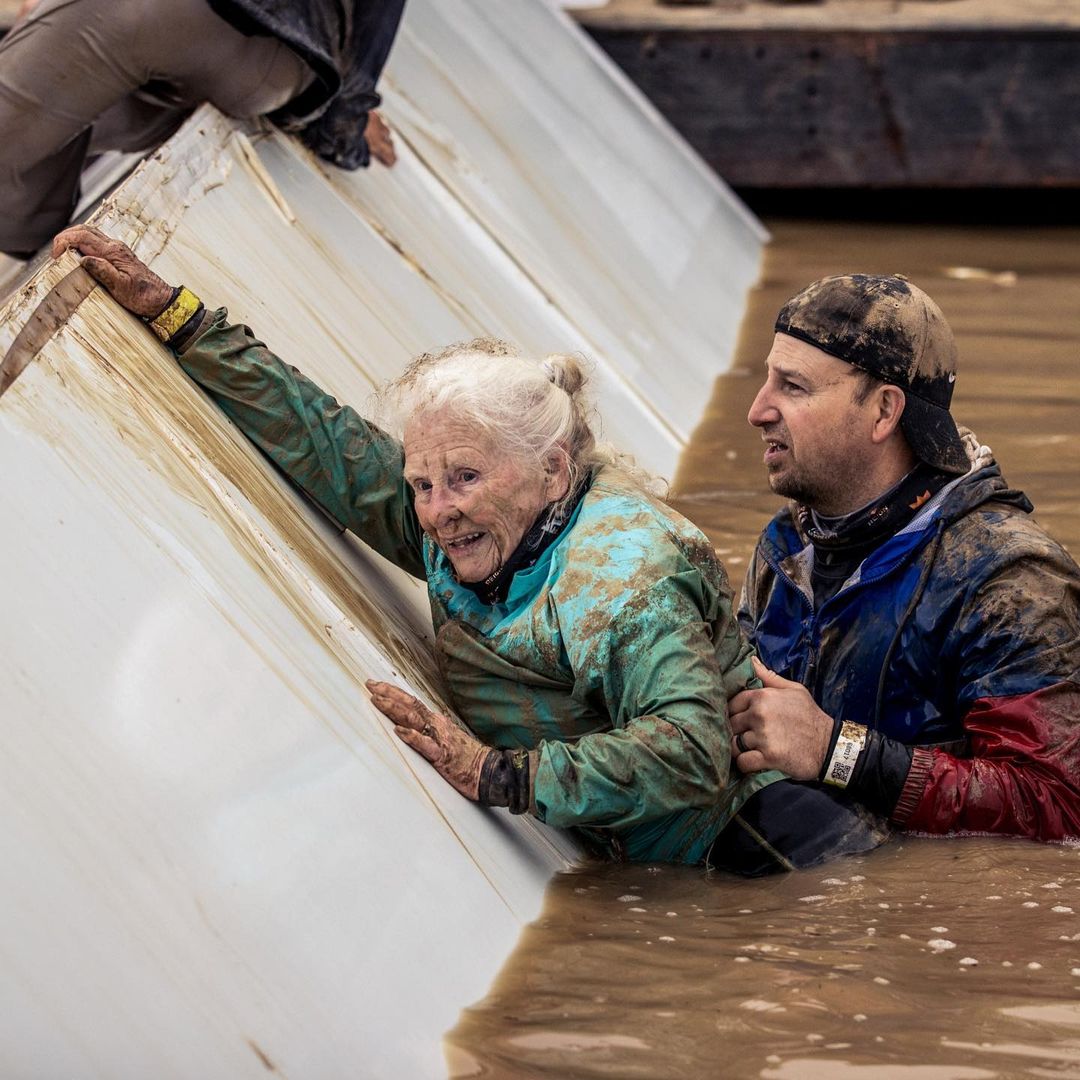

{"left": 0, "top": 0, "right": 313, "bottom": 254}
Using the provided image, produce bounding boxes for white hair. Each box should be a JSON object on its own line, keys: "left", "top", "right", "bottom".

{"left": 375, "top": 337, "right": 664, "bottom": 515}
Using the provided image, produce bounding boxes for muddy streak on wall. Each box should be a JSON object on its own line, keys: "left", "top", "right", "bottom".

{"left": 45, "top": 293, "right": 446, "bottom": 736}
{"left": 447, "top": 217, "right": 1080, "bottom": 1079}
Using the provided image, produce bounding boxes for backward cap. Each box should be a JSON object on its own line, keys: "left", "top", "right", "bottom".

{"left": 775, "top": 273, "right": 969, "bottom": 474}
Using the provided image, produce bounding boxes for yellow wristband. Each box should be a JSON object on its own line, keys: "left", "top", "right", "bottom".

{"left": 149, "top": 286, "right": 201, "bottom": 342}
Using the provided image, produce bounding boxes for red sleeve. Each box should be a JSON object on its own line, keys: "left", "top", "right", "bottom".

{"left": 892, "top": 682, "right": 1080, "bottom": 839}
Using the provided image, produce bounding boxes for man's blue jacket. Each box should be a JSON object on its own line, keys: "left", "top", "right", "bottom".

{"left": 740, "top": 456, "right": 1080, "bottom": 839}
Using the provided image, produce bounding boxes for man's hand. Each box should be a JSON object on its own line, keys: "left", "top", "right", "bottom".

{"left": 52, "top": 226, "right": 174, "bottom": 318}
{"left": 16, "top": 0, "right": 41, "bottom": 21}
{"left": 729, "top": 656, "right": 834, "bottom": 780}
{"left": 364, "top": 111, "right": 396, "bottom": 168}
{"left": 367, "top": 680, "right": 487, "bottom": 800}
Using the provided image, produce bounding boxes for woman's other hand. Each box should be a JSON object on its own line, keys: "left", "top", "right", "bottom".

{"left": 52, "top": 225, "right": 175, "bottom": 318}
{"left": 367, "top": 680, "right": 487, "bottom": 800}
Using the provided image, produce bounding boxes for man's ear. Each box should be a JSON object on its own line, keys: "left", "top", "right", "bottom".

{"left": 871, "top": 384, "right": 907, "bottom": 444}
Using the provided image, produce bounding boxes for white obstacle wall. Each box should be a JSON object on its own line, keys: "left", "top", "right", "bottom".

{"left": 0, "top": 1, "right": 765, "bottom": 1074}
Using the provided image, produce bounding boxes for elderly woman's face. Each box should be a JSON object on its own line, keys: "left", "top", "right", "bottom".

{"left": 404, "top": 410, "right": 569, "bottom": 582}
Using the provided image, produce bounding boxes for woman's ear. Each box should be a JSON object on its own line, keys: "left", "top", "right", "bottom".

{"left": 543, "top": 449, "right": 572, "bottom": 501}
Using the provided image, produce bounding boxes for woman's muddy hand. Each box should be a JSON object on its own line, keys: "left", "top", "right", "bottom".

{"left": 52, "top": 225, "right": 175, "bottom": 318}
{"left": 367, "top": 680, "right": 488, "bottom": 800}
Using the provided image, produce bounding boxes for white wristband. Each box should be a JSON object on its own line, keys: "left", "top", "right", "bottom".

{"left": 823, "top": 721, "right": 868, "bottom": 788}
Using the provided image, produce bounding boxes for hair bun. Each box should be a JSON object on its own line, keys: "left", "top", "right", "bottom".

{"left": 543, "top": 353, "right": 586, "bottom": 396}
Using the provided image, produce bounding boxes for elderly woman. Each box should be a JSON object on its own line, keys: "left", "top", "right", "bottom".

{"left": 51, "top": 226, "right": 884, "bottom": 871}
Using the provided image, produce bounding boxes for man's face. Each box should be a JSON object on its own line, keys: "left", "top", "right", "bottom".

{"left": 747, "top": 334, "right": 886, "bottom": 516}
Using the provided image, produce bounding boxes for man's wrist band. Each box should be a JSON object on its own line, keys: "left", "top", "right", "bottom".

{"left": 148, "top": 286, "right": 201, "bottom": 342}
{"left": 821, "top": 720, "right": 868, "bottom": 788}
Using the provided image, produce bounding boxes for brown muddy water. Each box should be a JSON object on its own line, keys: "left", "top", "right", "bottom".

{"left": 446, "top": 219, "right": 1080, "bottom": 1079}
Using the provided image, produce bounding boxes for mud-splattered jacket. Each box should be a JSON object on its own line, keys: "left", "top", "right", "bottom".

{"left": 174, "top": 312, "right": 773, "bottom": 863}
{"left": 740, "top": 459, "right": 1080, "bottom": 839}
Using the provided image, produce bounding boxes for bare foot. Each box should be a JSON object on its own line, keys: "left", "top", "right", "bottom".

{"left": 364, "top": 110, "right": 396, "bottom": 168}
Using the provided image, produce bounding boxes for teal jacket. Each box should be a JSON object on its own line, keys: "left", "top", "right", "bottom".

{"left": 175, "top": 310, "right": 775, "bottom": 863}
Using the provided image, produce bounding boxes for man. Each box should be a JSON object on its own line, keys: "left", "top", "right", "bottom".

{"left": 724, "top": 273, "right": 1080, "bottom": 868}
{"left": 0, "top": 0, "right": 404, "bottom": 258}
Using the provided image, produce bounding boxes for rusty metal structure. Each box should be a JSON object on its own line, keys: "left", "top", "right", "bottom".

{"left": 577, "top": 0, "right": 1080, "bottom": 188}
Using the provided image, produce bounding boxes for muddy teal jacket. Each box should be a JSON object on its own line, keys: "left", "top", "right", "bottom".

{"left": 740, "top": 459, "right": 1080, "bottom": 840}
{"left": 174, "top": 311, "right": 776, "bottom": 863}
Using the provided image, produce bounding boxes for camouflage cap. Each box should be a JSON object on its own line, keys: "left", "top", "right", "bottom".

{"left": 775, "top": 273, "right": 969, "bottom": 475}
